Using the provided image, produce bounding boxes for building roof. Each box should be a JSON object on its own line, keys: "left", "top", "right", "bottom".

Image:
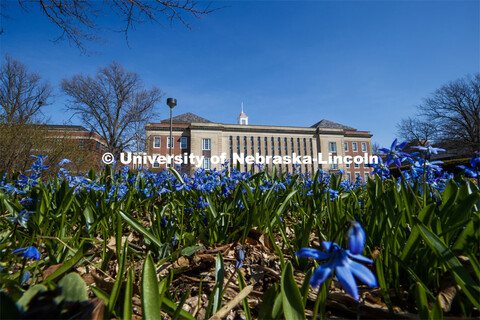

{"left": 160, "top": 112, "right": 212, "bottom": 124}
{"left": 239, "top": 112, "right": 247, "bottom": 117}
{"left": 310, "top": 119, "right": 356, "bottom": 131}
{"left": 44, "top": 124, "right": 90, "bottom": 132}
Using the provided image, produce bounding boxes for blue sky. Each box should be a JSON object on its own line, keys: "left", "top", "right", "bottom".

{"left": 1, "top": 0, "right": 478, "bottom": 148}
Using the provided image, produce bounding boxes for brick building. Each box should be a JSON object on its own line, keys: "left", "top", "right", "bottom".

{"left": 44, "top": 125, "right": 108, "bottom": 170}
{"left": 145, "top": 111, "right": 373, "bottom": 180}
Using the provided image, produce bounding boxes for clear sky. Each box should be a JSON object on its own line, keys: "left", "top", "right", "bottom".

{"left": 1, "top": 0, "right": 478, "bottom": 148}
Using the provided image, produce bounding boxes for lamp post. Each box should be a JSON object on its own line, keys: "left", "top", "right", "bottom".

{"left": 167, "top": 98, "right": 177, "bottom": 168}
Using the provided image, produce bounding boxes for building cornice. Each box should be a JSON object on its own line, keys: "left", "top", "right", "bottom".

{"left": 145, "top": 122, "right": 372, "bottom": 138}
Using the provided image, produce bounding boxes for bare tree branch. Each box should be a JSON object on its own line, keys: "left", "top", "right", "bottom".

{"left": 61, "top": 61, "right": 164, "bottom": 157}
{"left": 419, "top": 74, "right": 480, "bottom": 153}
{"left": 396, "top": 116, "right": 437, "bottom": 146}
{"left": 0, "top": 55, "right": 53, "bottom": 124}
{"left": 4, "top": 0, "right": 224, "bottom": 53}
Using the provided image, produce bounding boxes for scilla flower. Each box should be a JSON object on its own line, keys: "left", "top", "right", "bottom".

{"left": 347, "top": 221, "right": 366, "bottom": 255}
{"left": 296, "top": 222, "right": 376, "bottom": 301}
{"left": 13, "top": 246, "right": 41, "bottom": 260}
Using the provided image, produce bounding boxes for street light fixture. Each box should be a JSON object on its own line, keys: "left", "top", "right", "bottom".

{"left": 167, "top": 98, "right": 177, "bottom": 168}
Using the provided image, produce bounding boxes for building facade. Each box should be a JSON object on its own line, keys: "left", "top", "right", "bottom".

{"left": 145, "top": 112, "right": 373, "bottom": 180}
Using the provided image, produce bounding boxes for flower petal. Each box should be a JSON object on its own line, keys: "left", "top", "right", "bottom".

{"left": 349, "top": 260, "right": 377, "bottom": 287}
{"left": 335, "top": 264, "right": 359, "bottom": 301}
{"left": 12, "top": 247, "right": 26, "bottom": 254}
{"left": 310, "top": 264, "right": 333, "bottom": 289}
{"left": 347, "top": 222, "right": 365, "bottom": 255}
{"left": 346, "top": 251, "right": 374, "bottom": 264}
{"left": 390, "top": 139, "right": 398, "bottom": 150}
{"left": 296, "top": 248, "right": 330, "bottom": 260}
{"left": 322, "top": 241, "right": 335, "bottom": 252}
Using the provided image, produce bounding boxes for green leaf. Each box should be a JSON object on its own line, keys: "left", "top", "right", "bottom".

{"left": 417, "top": 221, "right": 480, "bottom": 309}
{"left": 400, "top": 203, "right": 436, "bottom": 261}
{"left": 281, "top": 262, "right": 305, "bottom": 320}
{"left": 238, "top": 270, "right": 252, "bottom": 320}
{"left": 17, "top": 284, "right": 47, "bottom": 311}
{"left": 212, "top": 252, "right": 225, "bottom": 314}
{"left": 414, "top": 282, "right": 430, "bottom": 320}
{"left": 160, "top": 296, "right": 196, "bottom": 320}
{"left": 142, "top": 252, "right": 162, "bottom": 320}
{"left": 57, "top": 272, "right": 88, "bottom": 303}
{"left": 180, "top": 245, "right": 203, "bottom": 257}
{"left": 300, "top": 267, "right": 313, "bottom": 306}
{"left": 44, "top": 241, "right": 90, "bottom": 283}
{"left": 119, "top": 210, "right": 163, "bottom": 249}
{"left": 258, "top": 284, "right": 282, "bottom": 320}
{"left": 108, "top": 239, "right": 128, "bottom": 316}
{"left": 123, "top": 268, "right": 134, "bottom": 320}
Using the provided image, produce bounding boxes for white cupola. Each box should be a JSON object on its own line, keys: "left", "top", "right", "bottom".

{"left": 238, "top": 102, "right": 248, "bottom": 125}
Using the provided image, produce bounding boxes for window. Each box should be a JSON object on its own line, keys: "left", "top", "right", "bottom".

{"left": 352, "top": 142, "right": 358, "bottom": 152}
{"left": 354, "top": 162, "right": 359, "bottom": 168}
{"left": 347, "top": 173, "right": 351, "bottom": 180}
{"left": 101, "top": 145, "right": 104, "bottom": 153}
{"left": 241, "top": 119, "right": 246, "bottom": 125}
{"left": 331, "top": 163, "right": 338, "bottom": 170}
{"left": 364, "top": 173, "right": 369, "bottom": 181}
{"left": 362, "top": 142, "right": 367, "bottom": 152}
{"left": 346, "top": 163, "right": 350, "bottom": 168}
{"left": 344, "top": 142, "right": 348, "bottom": 151}
{"left": 153, "top": 155, "right": 160, "bottom": 168}
{"left": 329, "top": 142, "right": 337, "bottom": 153}
{"left": 202, "top": 138, "right": 211, "bottom": 150}
{"left": 154, "top": 136, "right": 161, "bottom": 148}
{"left": 181, "top": 137, "right": 188, "bottom": 149}
{"left": 203, "top": 158, "right": 211, "bottom": 170}
{"left": 167, "top": 137, "right": 174, "bottom": 148}
{"left": 79, "top": 139, "right": 84, "bottom": 149}
{"left": 258, "top": 137, "right": 261, "bottom": 151}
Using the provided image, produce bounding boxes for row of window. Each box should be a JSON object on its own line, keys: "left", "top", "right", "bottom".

{"left": 153, "top": 136, "right": 189, "bottom": 149}
{"left": 229, "top": 136, "right": 314, "bottom": 156}
{"left": 79, "top": 139, "right": 106, "bottom": 153}
{"left": 346, "top": 172, "right": 370, "bottom": 181}
{"left": 329, "top": 141, "right": 367, "bottom": 153}
{"left": 346, "top": 141, "right": 367, "bottom": 152}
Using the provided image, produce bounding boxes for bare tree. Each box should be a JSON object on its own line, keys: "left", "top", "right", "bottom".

{"left": 420, "top": 74, "right": 480, "bottom": 153}
{"left": 62, "top": 62, "right": 164, "bottom": 157}
{"left": 0, "top": 55, "right": 52, "bottom": 124}
{"left": 396, "top": 117, "right": 437, "bottom": 146}
{"left": 3, "top": 1, "right": 222, "bottom": 53}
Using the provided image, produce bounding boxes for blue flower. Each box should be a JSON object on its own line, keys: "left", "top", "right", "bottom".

{"left": 7, "top": 210, "right": 32, "bottom": 227}
{"left": 411, "top": 145, "right": 445, "bottom": 157}
{"left": 13, "top": 246, "right": 41, "bottom": 260}
{"left": 27, "top": 155, "right": 50, "bottom": 174}
{"left": 235, "top": 248, "right": 245, "bottom": 270}
{"left": 296, "top": 241, "right": 376, "bottom": 301}
{"left": 347, "top": 221, "right": 365, "bottom": 255}
{"left": 369, "top": 157, "right": 390, "bottom": 177}
{"left": 379, "top": 139, "right": 410, "bottom": 168}
{"left": 58, "top": 159, "right": 72, "bottom": 166}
